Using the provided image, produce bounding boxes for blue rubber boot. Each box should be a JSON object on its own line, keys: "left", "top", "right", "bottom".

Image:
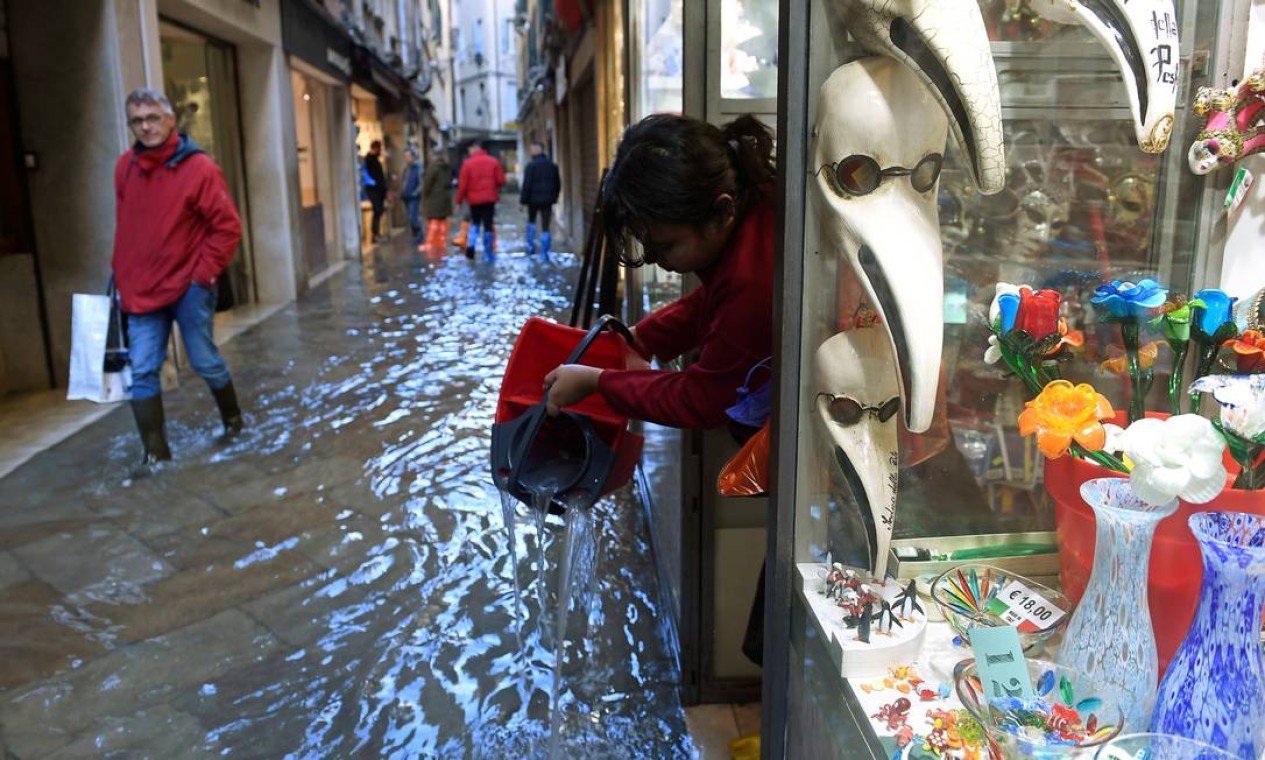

{"left": 525, "top": 223, "right": 537, "bottom": 258}
{"left": 482, "top": 230, "right": 496, "bottom": 262}
{"left": 540, "top": 232, "right": 552, "bottom": 262}
{"left": 465, "top": 223, "right": 480, "bottom": 259}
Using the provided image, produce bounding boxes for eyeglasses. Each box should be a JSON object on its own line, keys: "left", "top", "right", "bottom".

{"left": 818, "top": 394, "right": 901, "bottom": 426}
{"left": 127, "top": 114, "right": 166, "bottom": 130}
{"left": 817, "top": 153, "right": 943, "bottom": 197}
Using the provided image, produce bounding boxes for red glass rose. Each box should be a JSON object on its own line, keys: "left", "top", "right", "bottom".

{"left": 1016, "top": 287, "right": 1063, "bottom": 341}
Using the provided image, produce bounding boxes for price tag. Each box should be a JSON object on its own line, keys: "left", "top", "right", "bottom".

{"left": 984, "top": 579, "right": 1066, "bottom": 633}
{"left": 969, "top": 625, "right": 1034, "bottom": 700}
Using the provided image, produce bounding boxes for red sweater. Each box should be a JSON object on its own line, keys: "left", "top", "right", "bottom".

{"left": 455, "top": 149, "right": 507, "bottom": 206}
{"left": 599, "top": 201, "right": 775, "bottom": 429}
{"left": 112, "top": 132, "right": 242, "bottom": 314}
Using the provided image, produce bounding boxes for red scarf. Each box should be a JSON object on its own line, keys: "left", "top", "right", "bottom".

{"left": 133, "top": 131, "right": 179, "bottom": 174}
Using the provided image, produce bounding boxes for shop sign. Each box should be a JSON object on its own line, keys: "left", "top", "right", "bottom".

{"left": 326, "top": 48, "right": 351, "bottom": 77}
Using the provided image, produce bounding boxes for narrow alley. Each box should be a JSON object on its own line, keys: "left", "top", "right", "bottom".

{"left": 0, "top": 215, "right": 693, "bottom": 758}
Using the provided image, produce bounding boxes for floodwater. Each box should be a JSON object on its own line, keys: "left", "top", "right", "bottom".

{"left": 0, "top": 223, "right": 693, "bottom": 758}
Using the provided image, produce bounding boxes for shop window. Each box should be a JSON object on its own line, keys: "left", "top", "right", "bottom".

{"left": 718, "top": 0, "right": 776, "bottom": 100}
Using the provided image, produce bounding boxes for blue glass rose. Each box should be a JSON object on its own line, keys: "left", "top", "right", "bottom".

{"left": 1091, "top": 279, "right": 1169, "bottom": 319}
{"left": 1191, "top": 288, "right": 1236, "bottom": 337}
{"left": 997, "top": 291, "right": 1020, "bottom": 334}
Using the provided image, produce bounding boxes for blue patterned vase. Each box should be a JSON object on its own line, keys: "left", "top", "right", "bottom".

{"left": 1151, "top": 511, "right": 1265, "bottom": 758}
{"left": 1056, "top": 478, "right": 1176, "bottom": 732}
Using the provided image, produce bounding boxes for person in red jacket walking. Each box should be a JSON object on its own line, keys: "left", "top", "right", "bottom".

{"left": 112, "top": 88, "right": 244, "bottom": 470}
{"left": 454, "top": 140, "right": 506, "bottom": 261}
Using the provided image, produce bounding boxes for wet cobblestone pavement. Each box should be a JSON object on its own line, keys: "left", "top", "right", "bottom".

{"left": 0, "top": 213, "right": 694, "bottom": 758}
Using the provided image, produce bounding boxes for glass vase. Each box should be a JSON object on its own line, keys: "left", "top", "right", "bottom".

{"left": 1056, "top": 478, "right": 1177, "bottom": 732}
{"left": 1151, "top": 511, "right": 1265, "bottom": 759}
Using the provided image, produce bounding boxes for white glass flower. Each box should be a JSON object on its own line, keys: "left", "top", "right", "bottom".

{"left": 984, "top": 334, "right": 1002, "bottom": 364}
{"left": 1115, "top": 415, "right": 1227, "bottom": 505}
{"left": 1190, "top": 374, "right": 1265, "bottom": 441}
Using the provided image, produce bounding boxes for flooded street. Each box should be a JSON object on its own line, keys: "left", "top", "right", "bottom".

{"left": 0, "top": 215, "right": 693, "bottom": 758}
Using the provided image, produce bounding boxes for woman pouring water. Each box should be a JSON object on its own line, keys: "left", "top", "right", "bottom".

{"left": 543, "top": 113, "right": 777, "bottom": 442}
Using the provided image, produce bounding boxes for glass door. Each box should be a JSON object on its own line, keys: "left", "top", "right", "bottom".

{"left": 160, "top": 21, "right": 255, "bottom": 306}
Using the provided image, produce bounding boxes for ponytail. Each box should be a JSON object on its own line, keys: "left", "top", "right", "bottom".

{"left": 602, "top": 113, "right": 778, "bottom": 267}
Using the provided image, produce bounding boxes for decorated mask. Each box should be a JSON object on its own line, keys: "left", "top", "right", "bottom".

{"left": 1028, "top": 0, "right": 1179, "bottom": 153}
{"left": 814, "top": 327, "right": 901, "bottom": 579}
{"left": 1188, "top": 70, "right": 1265, "bottom": 175}
{"left": 827, "top": 0, "right": 1006, "bottom": 194}
{"left": 812, "top": 57, "right": 947, "bottom": 434}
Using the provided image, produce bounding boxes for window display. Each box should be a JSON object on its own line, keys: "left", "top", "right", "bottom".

{"left": 771, "top": 0, "right": 1247, "bottom": 757}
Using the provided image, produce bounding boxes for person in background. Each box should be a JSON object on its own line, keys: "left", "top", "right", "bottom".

{"left": 399, "top": 147, "right": 423, "bottom": 245}
{"left": 112, "top": 87, "right": 244, "bottom": 471}
{"left": 363, "top": 140, "right": 387, "bottom": 242}
{"left": 519, "top": 141, "right": 562, "bottom": 261}
{"left": 420, "top": 142, "right": 454, "bottom": 255}
{"left": 454, "top": 140, "right": 506, "bottom": 261}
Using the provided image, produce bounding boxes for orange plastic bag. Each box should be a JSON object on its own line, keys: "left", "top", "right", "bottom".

{"left": 717, "top": 421, "right": 771, "bottom": 497}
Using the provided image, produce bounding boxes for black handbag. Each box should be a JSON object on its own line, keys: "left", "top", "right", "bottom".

{"left": 104, "top": 278, "right": 129, "bottom": 373}
{"left": 215, "top": 273, "right": 236, "bottom": 313}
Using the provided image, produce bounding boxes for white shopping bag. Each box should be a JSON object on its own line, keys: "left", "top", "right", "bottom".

{"left": 67, "top": 292, "right": 132, "bottom": 403}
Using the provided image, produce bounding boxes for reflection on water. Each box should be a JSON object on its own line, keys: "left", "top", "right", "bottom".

{"left": 0, "top": 234, "right": 691, "bottom": 758}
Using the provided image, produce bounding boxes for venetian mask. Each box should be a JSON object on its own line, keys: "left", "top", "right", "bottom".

{"left": 827, "top": 0, "right": 1006, "bottom": 194}
{"left": 1028, "top": 0, "right": 1180, "bottom": 153}
{"left": 1188, "top": 70, "right": 1265, "bottom": 175}
{"left": 814, "top": 327, "right": 901, "bottom": 579}
{"left": 812, "top": 57, "right": 947, "bottom": 434}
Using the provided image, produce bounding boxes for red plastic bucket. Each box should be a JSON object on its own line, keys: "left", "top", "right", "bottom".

{"left": 495, "top": 317, "right": 642, "bottom": 499}
{"left": 1046, "top": 413, "right": 1264, "bottom": 674}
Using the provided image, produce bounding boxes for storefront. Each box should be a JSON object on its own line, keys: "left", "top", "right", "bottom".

{"left": 280, "top": 0, "right": 358, "bottom": 280}
{"left": 764, "top": 0, "right": 1260, "bottom": 757}
{"left": 160, "top": 19, "right": 256, "bottom": 307}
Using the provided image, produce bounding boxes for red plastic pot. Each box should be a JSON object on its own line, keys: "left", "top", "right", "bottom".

{"left": 1045, "top": 413, "right": 1265, "bottom": 674}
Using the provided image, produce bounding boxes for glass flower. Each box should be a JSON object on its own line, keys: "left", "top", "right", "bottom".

{"left": 1098, "top": 340, "right": 1164, "bottom": 375}
{"left": 1190, "top": 374, "right": 1265, "bottom": 440}
{"left": 1018, "top": 380, "right": 1115, "bottom": 459}
{"left": 1015, "top": 287, "right": 1062, "bottom": 341}
{"left": 1191, "top": 288, "right": 1236, "bottom": 337}
{"left": 989, "top": 282, "right": 1022, "bottom": 334}
{"left": 1154, "top": 295, "right": 1203, "bottom": 343}
{"left": 1225, "top": 329, "right": 1265, "bottom": 373}
{"left": 1113, "top": 415, "right": 1228, "bottom": 505}
{"left": 1091, "top": 279, "right": 1169, "bottom": 320}
{"left": 1044, "top": 318, "right": 1084, "bottom": 357}
{"left": 984, "top": 334, "right": 1002, "bottom": 365}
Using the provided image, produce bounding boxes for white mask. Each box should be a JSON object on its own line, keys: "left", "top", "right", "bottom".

{"left": 814, "top": 327, "right": 901, "bottom": 579}
{"left": 827, "top": 0, "right": 1006, "bottom": 194}
{"left": 812, "top": 57, "right": 947, "bottom": 434}
{"left": 1029, "top": 0, "right": 1179, "bottom": 153}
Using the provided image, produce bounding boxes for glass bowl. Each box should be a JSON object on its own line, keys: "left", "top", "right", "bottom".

{"left": 930, "top": 563, "right": 1071, "bottom": 650}
{"left": 954, "top": 657, "right": 1125, "bottom": 758}
{"left": 1094, "top": 733, "right": 1238, "bottom": 760}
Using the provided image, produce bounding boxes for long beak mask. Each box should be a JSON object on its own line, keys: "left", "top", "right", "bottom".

{"left": 814, "top": 328, "right": 900, "bottom": 579}
{"left": 828, "top": 0, "right": 1005, "bottom": 194}
{"left": 1029, "top": 0, "right": 1179, "bottom": 153}
{"left": 812, "top": 58, "right": 947, "bottom": 434}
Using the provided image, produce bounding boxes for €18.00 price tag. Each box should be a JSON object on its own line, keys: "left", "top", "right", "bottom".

{"left": 984, "top": 580, "right": 1066, "bottom": 634}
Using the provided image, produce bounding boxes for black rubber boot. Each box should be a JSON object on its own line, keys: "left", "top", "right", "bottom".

{"left": 211, "top": 382, "right": 244, "bottom": 442}
{"left": 130, "top": 396, "right": 172, "bottom": 472}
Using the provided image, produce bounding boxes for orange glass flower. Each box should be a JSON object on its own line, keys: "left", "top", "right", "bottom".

{"left": 1226, "top": 329, "right": 1265, "bottom": 373}
{"left": 1041, "top": 318, "right": 1084, "bottom": 358}
{"left": 1018, "top": 380, "right": 1115, "bottom": 459}
{"left": 1098, "top": 340, "right": 1163, "bottom": 375}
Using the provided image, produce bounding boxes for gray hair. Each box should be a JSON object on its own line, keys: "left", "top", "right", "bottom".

{"left": 125, "top": 88, "right": 174, "bottom": 115}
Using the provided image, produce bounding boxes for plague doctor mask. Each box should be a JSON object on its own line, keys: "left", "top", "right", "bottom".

{"left": 814, "top": 327, "right": 901, "bottom": 579}
{"left": 1028, "top": 0, "right": 1179, "bottom": 153}
{"left": 812, "top": 57, "right": 948, "bottom": 434}
{"left": 827, "top": 0, "right": 1006, "bottom": 194}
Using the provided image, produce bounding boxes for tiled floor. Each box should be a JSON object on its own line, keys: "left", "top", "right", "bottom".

{"left": 684, "top": 703, "right": 761, "bottom": 758}
{"left": 0, "top": 299, "right": 289, "bottom": 481}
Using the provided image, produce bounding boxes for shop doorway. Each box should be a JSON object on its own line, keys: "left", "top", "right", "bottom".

{"left": 159, "top": 20, "right": 255, "bottom": 308}
{"left": 291, "top": 68, "right": 341, "bottom": 278}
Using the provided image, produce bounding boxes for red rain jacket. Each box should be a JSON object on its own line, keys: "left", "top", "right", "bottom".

{"left": 598, "top": 201, "right": 776, "bottom": 429}
{"left": 112, "top": 132, "right": 242, "bottom": 314}
{"left": 455, "top": 148, "right": 507, "bottom": 206}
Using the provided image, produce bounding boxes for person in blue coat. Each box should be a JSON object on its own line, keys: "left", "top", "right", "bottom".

{"left": 399, "top": 148, "right": 423, "bottom": 244}
{"left": 519, "top": 142, "right": 562, "bottom": 261}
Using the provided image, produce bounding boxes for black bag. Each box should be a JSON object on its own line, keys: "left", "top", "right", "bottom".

{"left": 215, "top": 274, "right": 236, "bottom": 313}
{"left": 103, "top": 279, "right": 129, "bottom": 373}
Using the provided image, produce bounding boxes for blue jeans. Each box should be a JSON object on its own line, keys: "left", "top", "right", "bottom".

{"left": 405, "top": 199, "right": 422, "bottom": 242}
{"left": 127, "top": 282, "right": 231, "bottom": 400}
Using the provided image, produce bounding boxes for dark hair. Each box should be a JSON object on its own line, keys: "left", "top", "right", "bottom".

{"left": 601, "top": 114, "right": 775, "bottom": 267}
{"left": 370, "top": 140, "right": 382, "bottom": 150}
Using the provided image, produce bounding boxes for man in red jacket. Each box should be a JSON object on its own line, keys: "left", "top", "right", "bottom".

{"left": 454, "top": 140, "right": 506, "bottom": 261}
{"left": 112, "top": 88, "right": 243, "bottom": 469}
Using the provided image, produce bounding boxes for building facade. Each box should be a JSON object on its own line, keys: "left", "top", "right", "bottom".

{"left": 450, "top": 0, "right": 518, "bottom": 175}
{"left": 0, "top": 0, "right": 447, "bottom": 398}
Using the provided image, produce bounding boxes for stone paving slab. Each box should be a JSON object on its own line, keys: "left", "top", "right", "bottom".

{"left": 0, "top": 550, "right": 30, "bottom": 591}
{"left": 0, "top": 609, "right": 279, "bottom": 757}
{"left": 0, "top": 579, "right": 105, "bottom": 690}
{"left": 45, "top": 704, "right": 217, "bottom": 760}
{"left": 12, "top": 523, "right": 173, "bottom": 597}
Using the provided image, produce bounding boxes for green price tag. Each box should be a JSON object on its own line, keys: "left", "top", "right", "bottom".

{"left": 969, "top": 625, "right": 1034, "bottom": 700}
